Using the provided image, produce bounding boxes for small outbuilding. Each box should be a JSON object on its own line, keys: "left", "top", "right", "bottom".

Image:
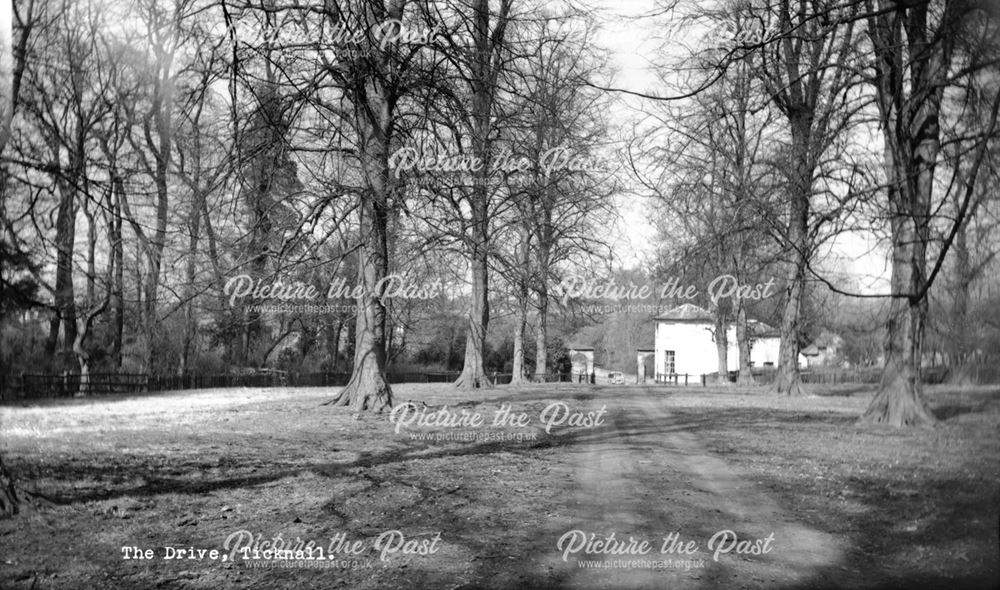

{"left": 567, "top": 345, "right": 595, "bottom": 381}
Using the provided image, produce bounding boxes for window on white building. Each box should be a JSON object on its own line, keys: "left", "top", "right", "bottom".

{"left": 664, "top": 350, "right": 675, "bottom": 375}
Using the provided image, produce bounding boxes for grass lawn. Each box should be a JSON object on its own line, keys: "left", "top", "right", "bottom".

{"left": 666, "top": 385, "right": 1000, "bottom": 589}
{"left": 0, "top": 383, "right": 997, "bottom": 589}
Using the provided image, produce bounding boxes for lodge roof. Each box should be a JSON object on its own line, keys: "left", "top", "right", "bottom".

{"left": 655, "top": 304, "right": 779, "bottom": 338}
{"left": 654, "top": 303, "right": 714, "bottom": 321}
{"left": 801, "top": 344, "right": 821, "bottom": 356}
{"left": 801, "top": 331, "right": 843, "bottom": 355}
{"left": 748, "top": 319, "right": 779, "bottom": 339}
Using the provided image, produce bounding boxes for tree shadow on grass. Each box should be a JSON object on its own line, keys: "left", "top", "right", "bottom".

{"left": 930, "top": 399, "right": 996, "bottom": 421}
{"left": 661, "top": 406, "right": 1000, "bottom": 590}
{"left": 809, "top": 385, "right": 875, "bottom": 397}
{"left": 18, "top": 391, "right": 861, "bottom": 509}
{"left": 21, "top": 407, "right": 689, "bottom": 506}
{"left": 9, "top": 388, "right": 998, "bottom": 589}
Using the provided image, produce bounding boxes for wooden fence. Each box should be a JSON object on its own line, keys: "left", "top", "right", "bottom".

{"left": 654, "top": 373, "right": 701, "bottom": 385}
{"left": 0, "top": 370, "right": 574, "bottom": 401}
{"left": 2, "top": 364, "right": 993, "bottom": 401}
{"left": 716, "top": 366, "right": 953, "bottom": 385}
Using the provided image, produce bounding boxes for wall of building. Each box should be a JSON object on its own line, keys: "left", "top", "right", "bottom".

{"left": 746, "top": 335, "right": 781, "bottom": 368}
{"left": 655, "top": 321, "right": 720, "bottom": 376}
{"left": 655, "top": 321, "right": 782, "bottom": 376}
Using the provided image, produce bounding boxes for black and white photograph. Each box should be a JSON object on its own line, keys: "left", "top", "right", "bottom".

{"left": 1, "top": 0, "right": 998, "bottom": 587}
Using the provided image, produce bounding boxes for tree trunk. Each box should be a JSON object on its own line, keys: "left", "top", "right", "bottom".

{"left": 859, "top": 0, "right": 954, "bottom": 427}
{"left": 714, "top": 306, "right": 729, "bottom": 385}
{"left": 861, "top": 107, "right": 937, "bottom": 426}
{"left": 143, "top": 232, "right": 165, "bottom": 374}
{"left": 773, "top": 168, "right": 807, "bottom": 396}
{"left": 181, "top": 195, "right": 202, "bottom": 377}
{"left": 85, "top": 198, "right": 96, "bottom": 303}
{"left": 111, "top": 176, "right": 124, "bottom": 370}
{"left": 325, "top": 24, "right": 396, "bottom": 410}
{"left": 200, "top": 195, "right": 231, "bottom": 363}
{"left": 773, "top": 272, "right": 804, "bottom": 396}
{"left": 456, "top": 242, "right": 491, "bottom": 388}
{"left": 180, "top": 116, "right": 208, "bottom": 376}
{"left": 509, "top": 224, "right": 531, "bottom": 386}
{"left": 326, "top": 317, "right": 343, "bottom": 371}
{"left": 533, "top": 297, "right": 548, "bottom": 381}
{"left": 0, "top": 454, "right": 19, "bottom": 518}
{"left": 327, "top": 193, "right": 393, "bottom": 411}
{"left": 510, "top": 300, "right": 527, "bottom": 385}
{"left": 47, "top": 178, "right": 77, "bottom": 359}
{"left": 772, "top": 118, "right": 810, "bottom": 396}
{"left": 147, "top": 27, "right": 173, "bottom": 375}
{"left": 860, "top": 222, "right": 935, "bottom": 426}
{"left": 455, "top": 63, "right": 491, "bottom": 387}
{"left": 73, "top": 292, "right": 108, "bottom": 397}
{"left": 533, "top": 238, "right": 551, "bottom": 381}
{"left": 736, "top": 301, "right": 755, "bottom": 384}
{"left": 946, "top": 196, "right": 974, "bottom": 384}
{"left": 75, "top": 343, "right": 90, "bottom": 397}
{"left": 456, "top": 0, "right": 508, "bottom": 390}
{"left": 760, "top": 0, "right": 839, "bottom": 397}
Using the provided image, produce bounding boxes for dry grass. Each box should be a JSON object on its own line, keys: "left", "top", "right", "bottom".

{"left": 666, "top": 384, "right": 1000, "bottom": 589}
{"left": 0, "top": 383, "right": 997, "bottom": 589}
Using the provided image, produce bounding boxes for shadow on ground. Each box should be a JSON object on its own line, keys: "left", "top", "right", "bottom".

{"left": 2, "top": 385, "right": 998, "bottom": 589}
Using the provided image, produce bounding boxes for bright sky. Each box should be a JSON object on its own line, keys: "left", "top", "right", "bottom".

{"left": 591, "top": 0, "right": 664, "bottom": 270}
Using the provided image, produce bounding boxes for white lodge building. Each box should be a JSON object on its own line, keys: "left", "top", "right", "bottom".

{"left": 654, "top": 304, "right": 781, "bottom": 378}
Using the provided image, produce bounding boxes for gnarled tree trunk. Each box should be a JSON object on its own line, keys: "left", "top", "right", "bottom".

{"left": 326, "top": 184, "right": 393, "bottom": 412}
{"left": 324, "top": 0, "right": 400, "bottom": 410}
{"left": 858, "top": 0, "right": 975, "bottom": 427}
{"left": 860, "top": 193, "right": 935, "bottom": 426}
{"left": 860, "top": 86, "right": 938, "bottom": 426}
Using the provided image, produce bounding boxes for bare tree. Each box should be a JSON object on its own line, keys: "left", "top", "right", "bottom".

{"left": 501, "top": 12, "right": 615, "bottom": 382}
{"left": 320, "top": 0, "right": 440, "bottom": 410}
{"left": 436, "top": 0, "right": 514, "bottom": 388}
{"left": 859, "top": 0, "right": 1000, "bottom": 426}
{"left": 115, "top": 0, "right": 187, "bottom": 373}
{"left": 0, "top": 0, "right": 19, "bottom": 520}
{"left": 20, "top": 1, "right": 110, "bottom": 363}
{"left": 174, "top": 38, "right": 232, "bottom": 376}
{"left": 633, "top": 26, "right": 777, "bottom": 385}
{"left": 736, "top": 0, "right": 863, "bottom": 396}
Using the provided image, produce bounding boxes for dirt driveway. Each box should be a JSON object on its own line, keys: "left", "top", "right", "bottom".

{"left": 501, "top": 387, "right": 844, "bottom": 589}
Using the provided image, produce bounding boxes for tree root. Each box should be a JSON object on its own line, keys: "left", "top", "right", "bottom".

{"left": 860, "top": 377, "right": 936, "bottom": 428}
{"left": 322, "top": 370, "right": 393, "bottom": 413}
